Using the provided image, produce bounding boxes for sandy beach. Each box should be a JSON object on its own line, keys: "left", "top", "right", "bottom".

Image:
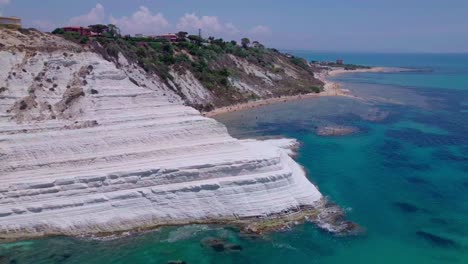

{"left": 204, "top": 66, "right": 398, "bottom": 117}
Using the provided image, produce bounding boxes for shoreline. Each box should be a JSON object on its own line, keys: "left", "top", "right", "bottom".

{"left": 203, "top": 66, "right": 398, "bottom": 117}
{"left": 0, "top": 198, "right": 360, "bottom": 242}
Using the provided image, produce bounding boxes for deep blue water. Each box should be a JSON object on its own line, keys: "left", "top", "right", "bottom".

{"left": 1, "top": 53, "right": 467, "bottom": 263}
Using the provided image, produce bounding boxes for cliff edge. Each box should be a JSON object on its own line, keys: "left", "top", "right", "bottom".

{"left": 0, "top": 29, "right": 352, "bottom": 240}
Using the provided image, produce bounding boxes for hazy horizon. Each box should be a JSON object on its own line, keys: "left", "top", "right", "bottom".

{"left": 1, "top": 0, "right": 467, "bottom": 53}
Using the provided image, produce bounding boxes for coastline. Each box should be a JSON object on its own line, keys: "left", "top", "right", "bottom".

{"left": 203, "top": 66, "right": 397, "bottom": 117}
{"left": 0, "top": 198, "right": 358, "bottom": 242}
{"left": 0, "top": 29, "right": 358, "bottom": 243}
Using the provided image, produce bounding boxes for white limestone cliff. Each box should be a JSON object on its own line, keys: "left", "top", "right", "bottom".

{"left": 0, "top": 29, "right": 325, "bottom": 239}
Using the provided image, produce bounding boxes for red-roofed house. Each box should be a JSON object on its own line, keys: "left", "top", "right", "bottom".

{"left": 62, "top": 27, "right": 92, "bottom": 37}
{"left": 155, "top": 34, "right": 178, "bottom": 42}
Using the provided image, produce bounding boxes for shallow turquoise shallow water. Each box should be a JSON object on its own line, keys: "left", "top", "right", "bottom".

{"left": 1, "top": 53, "right": 467, "bottom": 263}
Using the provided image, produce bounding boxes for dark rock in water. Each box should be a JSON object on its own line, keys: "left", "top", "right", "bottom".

{"left": 315, "top": 126, "right": 358, "bottom": 136}
{"left": 201, "top": 238, "right": 243, "bottom": 252}
{"left": 381, "top": 140, "right": 402, "bottom": 152}
{"left": 201, "top": 237, "right": 226, "bottom": 252}
{"left": 430, "top": 218, "right": 449, "bottom": 225}
{"left": 167, "top": 261, "right": 186, "bottom": 264}
{"left": 360, "top": 109, "right": 389, "bottom": 122}
{"left": 385, "top": 161, "right": 431, "bottom": 171}
{"left": 416, "top": 231, "right": 457, "bottom": 248}
{"left": 405, "top": 176, "right": 430, "bottom": 185}
{"left": 211, "top": 243, "right": 225, "bottom": 252}
{"left": 429, "top": 190, "right": 445, "bottom": 200}
{"left": 406, "top": 163, "right": 431, "bottom": 171}
{"left": 225, "top": 244, "right": 243, "bottom": 251}
{"left": 433, "top": 149, "right": 468, "bottom": 163}
{"left": 387, "top": 129, "right": 468, "bottom": 147}
{"left": 393, "top": 202, "right": 420, "bottom": 213}
{"left": 239, "top": 232, "right": 261, "bottom": 241}
{"left": 312, "top": 202, "right": 364, "bottom": 235}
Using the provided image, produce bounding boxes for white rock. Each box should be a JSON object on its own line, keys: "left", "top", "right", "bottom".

{"left": 0, "top": 29, "right": 323, "bottom": 239}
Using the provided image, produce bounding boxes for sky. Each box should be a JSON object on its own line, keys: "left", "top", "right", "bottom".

{"left": 1, "top": 0, "right": 467, "bottom": 53}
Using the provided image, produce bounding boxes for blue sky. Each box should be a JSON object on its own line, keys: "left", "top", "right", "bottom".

{"left": 1, "top": 0, "right": 467, "bottom": 52}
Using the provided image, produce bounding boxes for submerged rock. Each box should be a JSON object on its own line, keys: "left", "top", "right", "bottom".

{"left": 315, "top": 126, "right": 358, "bottom": 136}
{"left": 242, "top": 200, "right": 362, "bottom": 236}
{"left": 430, "top": 218, "right": 449, "bottom": 225}
{"left": 201, "top": 237, "right": 225, "bottom": 251}
{"left": 311, "top": 202, "right": 363, "bottom": 235}
{"left": 200, "top": 237, "right": 242, "bottom": 252}
{"left": 462, "top": 181, "right": 468, "bottom": 188}
{"left": 225, "top": 244, "right": 243, "bottom": 251}
{"left": 393, "top": 202, "right": 420, "bottom": 213}
{"left": 416, "top": 231, "right": 457, "bottom": 248}
{"left": 167, "top": 261, "right": 187, "bottom": 264}
{"left": 360, "top": 108, "right": 389, "bottom": 122}
{"left": 405, "top": 176, "right": 430, "bottom": 185}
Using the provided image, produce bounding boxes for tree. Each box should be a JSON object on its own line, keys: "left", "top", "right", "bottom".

{"left": 212, "top": 38, "right": 225, "bottom": 48}
{"left": 89, "top": 24, "right": 109, "bottom": 34}
{"left": 162, "top": 42, "right": 173, "bottom": 54}
{"left": 107, "top": 24, "right": 121, "bottom": 38}
{"left": 188, "top": 35, "right": 203, "bottom": 45}
{"left": 52, "top": 28, "right": 65, "bottom": 34}
{"left": 230, "top": 40, "right": 237, "bottom": 46}
{"left": 252, "top": 41, "right": 265, "bottom": 49}
{"left": 176, "top": 31, "right": 188, "bottom": 40}
{"left": 241, "top": 37, "right": 250, "bottom": 49}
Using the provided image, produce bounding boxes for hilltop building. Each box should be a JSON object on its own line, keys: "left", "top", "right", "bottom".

{"left": 154, "top": 33, "right": 178, "bottom": 42}
{"left": 60, "top": 26, "right": 104, "bottom": 37}
{"left": 62, "top": 26, "right": 92, "bottom": 36}
{"left": 336, "top": 59, "right": 344, "bottom": 65}
{"left": 0, "top": 16, "right": 22, "bottom": 29}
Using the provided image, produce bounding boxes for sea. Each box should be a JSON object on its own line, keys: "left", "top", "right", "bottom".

{"left": 1, "top": 52, "right": 467, "bottom": 264}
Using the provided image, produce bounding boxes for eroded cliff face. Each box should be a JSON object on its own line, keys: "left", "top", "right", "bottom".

{"left": 86, "top": 34, "right": 324, "bottom": 110}
{"left": 0, "top": 29, "right": 332, "bottom": 239}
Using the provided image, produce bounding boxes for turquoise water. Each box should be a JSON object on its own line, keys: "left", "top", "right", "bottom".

{"left": 2, "top": 53, "right": 467, "bottom": 263}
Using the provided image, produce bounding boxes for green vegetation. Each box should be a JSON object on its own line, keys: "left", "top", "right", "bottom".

{"left": 87, "top": 32, "right": 280, "bottom": 97}
{"left": 51, "top": 25, "right": 323, "bottom": 108}
{"left": 313, "top": 61, "right": 371, "bottom": 70}
{"left": 241, "top": 38, "right": 250, "bottom": 49}
{"left": 51, "top": 29, "right": 89, "bottom": 44}
{"left": 333, "top": 63, "right": 371, "bottom": 70}
{"left": 290, "top": 56, "right": 311, "bottom": 71}
{"left": 342, "top": 64, "right": 372, "bottom": 70}
{"left": 52, "top": 28, "right": 65, "bottom": 34}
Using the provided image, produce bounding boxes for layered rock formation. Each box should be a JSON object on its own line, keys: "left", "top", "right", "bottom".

{"left": 0, "top": 29, "right": 327, "bottom": 240}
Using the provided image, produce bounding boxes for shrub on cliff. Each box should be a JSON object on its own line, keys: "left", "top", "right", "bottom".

{"left": 52, "top": 28, "right": 65, "bottom": 34}
{"left": 79, "top": 37, "right": 89, "bottom": 44}
{"left": 241, "top": 38, "right": 250, "bottom": 48}
{"left": 290, "top": 57, "right": 309, "bottom": 70}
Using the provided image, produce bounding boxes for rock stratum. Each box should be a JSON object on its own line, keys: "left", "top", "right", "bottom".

{"left": 0, "top": 29, "right": 346, "bottom": 240}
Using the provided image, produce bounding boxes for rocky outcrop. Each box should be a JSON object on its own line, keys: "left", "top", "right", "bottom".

{"left": 316, "top": 126, "right": 359, "bottom": 136}
{"left": 0, "top": 29, "right": 332, "bottom": 240}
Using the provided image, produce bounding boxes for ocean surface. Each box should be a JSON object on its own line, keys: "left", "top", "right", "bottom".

{"left": 2, "top": 52, "right": 467, "bottom": 263}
